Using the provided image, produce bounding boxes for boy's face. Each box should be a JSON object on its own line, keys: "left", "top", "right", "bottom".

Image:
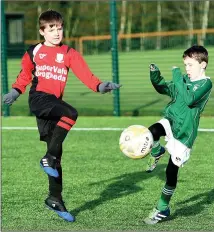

{"left": 39, "top": 23, "right": 63, "bottom": 46}
{"left": 183, "top": 56, "right": 207, "bottom": 80}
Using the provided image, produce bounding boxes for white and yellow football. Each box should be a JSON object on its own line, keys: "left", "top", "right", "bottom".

{"left": 119, "top": 125, "right": 154, "bottom": 159}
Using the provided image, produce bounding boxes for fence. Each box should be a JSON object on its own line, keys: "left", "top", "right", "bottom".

{"left": 24, "top": 28, "right": 214, "bottom": 55}
{"left": 2, "top": 1, "right": 214, "bottom": 116}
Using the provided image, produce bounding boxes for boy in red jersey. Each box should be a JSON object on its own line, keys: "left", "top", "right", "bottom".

{"left": 3, "top": 10, "right": 121, "bottom": 222}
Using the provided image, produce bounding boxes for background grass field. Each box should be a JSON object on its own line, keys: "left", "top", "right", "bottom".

{"left": 2, "top": 116, "right": 214, "bottom": 231}
{"left": 6, "top": 47, "right": 214, "bottom": 116}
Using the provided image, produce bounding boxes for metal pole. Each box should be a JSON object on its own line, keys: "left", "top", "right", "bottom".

{"left": 109, "top": 0, "right": 120, "bottom": 116}
{"left": 1, "top": 0, "right": 9, "bottom": 116}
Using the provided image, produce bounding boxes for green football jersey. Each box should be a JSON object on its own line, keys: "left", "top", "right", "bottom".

{"left": 150, "top": 67, "right": 212, "bottom": 148}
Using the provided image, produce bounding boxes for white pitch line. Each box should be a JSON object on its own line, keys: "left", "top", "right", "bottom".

{"left": 2, "top": 127, "right": 38, "bottom": 130}
{"left": 198, "top": 128, "right": 214, "bottom": 132}
{"left": 1, "top": 127, "right": 214, "bottom": 132}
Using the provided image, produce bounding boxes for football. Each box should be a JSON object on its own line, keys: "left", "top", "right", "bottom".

{"left": 119, "top": 125, "right": 154, "bottom": 159}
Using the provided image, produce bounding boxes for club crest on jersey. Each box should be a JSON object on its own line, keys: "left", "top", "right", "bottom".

{"left": 55, "top": 53, "right": 64, "bottom": 63}
{"left": 39, "top": 53, "right": 47, "bottom": 59}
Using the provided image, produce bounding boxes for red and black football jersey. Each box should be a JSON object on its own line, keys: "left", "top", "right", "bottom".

{"left": 12, "top": 43, "right": 102, "bottom": 98}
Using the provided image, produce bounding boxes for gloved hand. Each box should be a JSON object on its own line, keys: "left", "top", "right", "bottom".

{"left": 98, "top": 82, "right": 122, "bottom": 94}
{"left": 3, "top": 89, "right": 20, "bottom": 105}
{"left": 149, "top": 63, "right": 159, "bottom": 72}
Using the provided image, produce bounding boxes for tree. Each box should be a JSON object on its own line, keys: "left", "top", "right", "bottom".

{"left": 175, "top": 1, "right": 194, "bottom": 47}
{"left": 94, "top": 1, "right": 100, "bottom": 53}
{"left": 126, "top": 2, "right": 133, "bottom": 52}
{"left": 199, "top": 1, "right": 210, "bottom": 45}
{"left": 37, "top": 5, "right": 42, "bottom": 41}
{"left": 156, "top": 1, "right": 162, "bottom": 50}
{"left": 118, "top": 1, "right": 127, "bottom": 51}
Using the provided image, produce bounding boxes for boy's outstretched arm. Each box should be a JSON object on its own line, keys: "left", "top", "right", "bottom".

{"left": 149, "top": 63, "right": 172, "bottom": 97}
{"left": 172, "top": 67, "right": 212, "bottom": 106}
{"left": 66, "top": 48, "right": 121, "bottom": 93}
{"left": 3, "top": 52, "right": 34, "bottom": 106}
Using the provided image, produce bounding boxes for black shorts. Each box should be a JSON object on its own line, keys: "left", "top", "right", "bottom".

{"left": 29, "top": 91, "right": 77, "bottom": 142}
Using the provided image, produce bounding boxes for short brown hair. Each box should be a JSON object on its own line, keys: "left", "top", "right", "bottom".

{"left": 39, "top": 10, "right": 64, "bottom": 30}
{"left": 183, "top": 45, "right": 208, "bottom": 64}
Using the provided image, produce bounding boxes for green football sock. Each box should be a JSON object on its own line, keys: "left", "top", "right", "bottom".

{"left": 157, "top": 184, "right": 175, "bottom": 211}
{"left": 151, "top": 141, "right": 161, "bottom": 157}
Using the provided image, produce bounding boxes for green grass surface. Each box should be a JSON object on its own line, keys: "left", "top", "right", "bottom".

{"left": 2, "top": 116, "right": 214, "bottom": 231}
{"left": 4, "top": 47, "right": 214, "bottom": 116}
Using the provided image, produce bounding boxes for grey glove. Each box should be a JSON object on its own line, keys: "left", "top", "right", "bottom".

{"left": 3, "top": 89, "right": 20, "bottom": 105}
{"left": 98, "top": 82, "right": 122, "bottom": 94}
{"left": 149, "top": 63, "right": 159, "bottom": 72}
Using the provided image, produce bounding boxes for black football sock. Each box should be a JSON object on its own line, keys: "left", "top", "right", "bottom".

{"left": 46, "top": 140, "right": 63, "bottom": 199}
{"left": 47, "top": 116, "right": 76, "bottom": 159}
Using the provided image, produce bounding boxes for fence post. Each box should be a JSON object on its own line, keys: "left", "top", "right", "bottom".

{"left": 109, "top": 0, "right": 120, "bottom": 116}
{"left": 1, "top": 0, "right": 9, "bottom": 116}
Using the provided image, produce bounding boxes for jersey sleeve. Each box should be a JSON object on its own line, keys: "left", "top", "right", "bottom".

{"left": 172, "top": 68, "right": 212, "bottom": 106}
{"left": 65, "top": 48, "right": 102, "bottom": 92}
{"left": 150, "top": 68, "right": 174, "bottom": 97}
{"left": 12, "top": 52, "right": 34, "bottom": 94}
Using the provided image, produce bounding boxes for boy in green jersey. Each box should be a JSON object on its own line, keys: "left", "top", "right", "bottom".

{"left": 144, "top": 45, "right": 212, "bottom": 224}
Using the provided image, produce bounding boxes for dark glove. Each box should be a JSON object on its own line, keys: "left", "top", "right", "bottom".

{"left": 3, "top": 89, "right": 20, "bottom": 105}
{"left": 149, "top": 63, "right": 159, "bottom": 72}
{"left": 98, "top": 82, "right": 122, "bottom": 94}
